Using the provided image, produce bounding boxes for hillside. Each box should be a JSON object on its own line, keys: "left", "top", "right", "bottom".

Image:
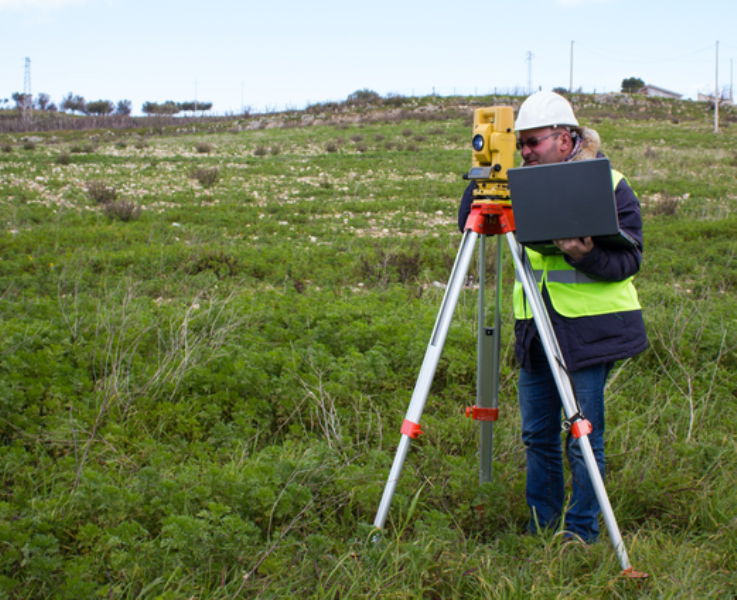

{"left": 0, "top": 94, "right": 735, "bottom": 597}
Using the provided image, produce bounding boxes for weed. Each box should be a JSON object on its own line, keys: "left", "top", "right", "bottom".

{"left": 23, "top": 141, "right": 36, "bottom": 151}
{"left": 350, "top": 135, "right": 364, "bottom": 143}
{"left": 134, "top": 139, "right": 149, "bottom": 149}
{"left": 374, "top": 134, "right": 385, "bottom": 142}
{"left": 196, "top": 141, "right": 213, "bottom": 154}
{"left": 402, "top": 128, "right": 413, "bottom": 137}
{"left": 270, "top": 145, "right": 281, "bottom": 156}
{"left": 102, "top": 200, "right": 142, "bottom": 222}
{"left": 413, "top": 134, "right": 426, "bottom": 142}
{"left": 1, "top": 143, "right": 12, "bottom": 153}
{"left": 254, "top": 145, "right": 268, "bottom": 157}
{"left": 56, "top": 152, "right": 72, "bottom": 165}
{"left": 406, "top": 143, "right": 419, "bottom": 152}
{"left": 115, "top": 140, "right": 127, "bottom": 149}
{"left": 355, "top": 143, "right": 368, "bottom": 153}
{"left": 86, "top": 180, "right": 118, "bottom": 204}
{"left": 429, "top": 127, "right": 444, "bottom": 135}
{"left": 644, "top": 147, "right": 659, "bottom": 160}
{"left": 325, "top": 141, "right": 338, "bottom": 153}
{"left": 190, "top": 167, "right": 220, "bottom": 187}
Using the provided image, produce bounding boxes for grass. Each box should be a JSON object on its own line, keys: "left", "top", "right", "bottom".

{"left": 0, "top": 95, "right": 735, "bottom": 598}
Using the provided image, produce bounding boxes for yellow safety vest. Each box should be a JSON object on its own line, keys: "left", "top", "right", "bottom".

{"left": 513, "top": 170, "right": 642, "bottom": 320}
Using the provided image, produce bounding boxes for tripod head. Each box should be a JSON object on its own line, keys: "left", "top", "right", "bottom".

{"left": 463, "top": 106, "right": 516, "bottom": 201}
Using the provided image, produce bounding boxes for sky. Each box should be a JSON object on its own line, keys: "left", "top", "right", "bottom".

{"left": 1, "top": 0, "right": 736, "bottom": 116}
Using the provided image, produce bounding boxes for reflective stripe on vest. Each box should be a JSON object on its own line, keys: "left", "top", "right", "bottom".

{"left": 513, "top": 169, "right": 642, "bottom": 319}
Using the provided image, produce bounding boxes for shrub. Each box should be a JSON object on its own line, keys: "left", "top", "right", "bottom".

{"left": 270, "top": 146, "right": 281, "bottom": 156}
{"left": 56, "top": 152, "right": 72, "bottom": 165}
{"left": 69, "top": 143, "right": 85, "bottom": 153}
{"left": 350, "top": 135, "right": 364, "bottom": 143}
{"left": 195, "top": 141, "right": 213, "bottom": 154}
{"left": 82, "top": 142, "right": 96, "bottom": 154}
{"left": 413, "top": 135, "right": 426, "bottom": 142}
{"left": 355, "top": 143, "right": 368, "bottom": 153}
{"left": 86, "top": 180, "right": 118, "bottom": 204}
{"left": 115, "top": 141, "right": 127, "bottom": 149}
{"left": 402, "top": 128, "right": 413, "bottom": 137}
{"left": 374, "top": 134, "right": 385, "bottom": 142}
{"left": 190, "top": 167, "right": 220, "bottom": 187}
{"left": 102, "top": 200, "right": 142, "bottom": 222}
{"left": 346, "top": 89, "right": 382, "bottom": 106}
{"left": 135, "top": 139, "right": 149, "bottom": 149}
{"left": 187, "top": 249, "right": 239, "bottom": 279}
{"left": 254, "top": 145, "right": 268, "bottom": 157}
{"left": 406, "top": 143, "right": 419, "bottom": 152}
{"left": 651, "top": 197, "right": 679, "bottom": 216}
{"left": 325, "top": 142, "right": 338, "bottom": 153}
{"left": 23, "top": 141, "right": 36, "bottom": 151}
{"left": 2, "top": 144, "right": 13, "bottom": 153}
{"left": 429, "top": 127, "right": 444, "bottom": 135}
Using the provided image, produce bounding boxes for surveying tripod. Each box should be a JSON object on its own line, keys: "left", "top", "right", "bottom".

{"left": 372, "top": 199, "right": 645, "bottom": 577}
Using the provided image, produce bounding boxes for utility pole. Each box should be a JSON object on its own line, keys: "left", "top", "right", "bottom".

{"left": 23, "top": 57, "right": 32, "bottom": 120}
{"left": 195, "top": 80, "right": 198, "bottom": 115}
{"left": 570, "top": 41, "right": 574, "bottom": 93}
{"left": 241, "top": 80, "right": 244, "bottom": 115}
{"left": 714, "top": 41, "right": 719, "bottom": 134}
{"left": 526, "top": 51, "right": 534, "bottom": 95}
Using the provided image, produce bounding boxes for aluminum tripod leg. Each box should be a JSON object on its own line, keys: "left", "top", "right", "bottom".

{"left": 374, "top": 228, "right": 479, "bottom": 529}
{"left": 504, "top": 231, "right": 632, "bottom": 572}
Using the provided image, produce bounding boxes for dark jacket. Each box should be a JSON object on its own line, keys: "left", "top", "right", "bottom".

{"left": 457, "top": 128, "right": 648, "bottom": 371}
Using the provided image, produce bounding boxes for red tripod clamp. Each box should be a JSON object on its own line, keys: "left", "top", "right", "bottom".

{"left": 465, "top": 406, "right": 499, "bottom": 421}
{"left": 562, "top": 413, "right": 593, "bottom": 438}
{"left": 464, "top": 201, "right": 516, "bottom": 236}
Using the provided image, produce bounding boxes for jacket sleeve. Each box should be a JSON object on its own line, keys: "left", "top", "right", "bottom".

{"left": 564, "top": 177, "right": 643, "bottom": 281}
{"left": 458, "top": 181, "right": 477, "bottom": 232}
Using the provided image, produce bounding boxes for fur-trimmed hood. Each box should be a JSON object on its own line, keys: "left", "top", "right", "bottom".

{"left": 570, "top": 127, "right": 601, "bottom": 162}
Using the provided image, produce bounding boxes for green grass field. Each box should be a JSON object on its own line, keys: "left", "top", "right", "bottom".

{"left": 0, "top": 95, "right": 736, "bottom": 598}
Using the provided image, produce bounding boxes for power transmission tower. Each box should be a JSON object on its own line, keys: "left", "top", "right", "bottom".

{"left": 23, "top": 57, "right": 32, "bottom": 120}
{"left": 526, "top": 52, "right": 534, "bottom": 95}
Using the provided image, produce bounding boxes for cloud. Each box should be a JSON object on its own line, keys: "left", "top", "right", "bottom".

{"left": 0, "top": 0, "right": 86, "bottom": 10}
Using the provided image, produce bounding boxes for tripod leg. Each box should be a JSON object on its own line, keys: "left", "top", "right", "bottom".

{"left": 504, "top": 232, "right": 633, "bottom": 573}
{"left": 374, "top": 229, "right": 479, "bottom": 529}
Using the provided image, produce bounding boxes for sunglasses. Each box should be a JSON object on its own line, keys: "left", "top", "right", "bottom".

{"left": 516, "top": 131, "right": 561, "bottom": 151}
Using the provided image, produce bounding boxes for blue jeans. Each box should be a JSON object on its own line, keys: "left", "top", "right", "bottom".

{"left": 518, "top": 341, "right": 613, "bottom": 542}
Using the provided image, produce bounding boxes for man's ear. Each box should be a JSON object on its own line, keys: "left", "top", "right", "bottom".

{"left": 559, "top": 130, "right": 573, "bottom": 152}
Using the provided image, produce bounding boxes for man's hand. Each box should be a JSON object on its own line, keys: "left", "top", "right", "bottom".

{"left": 553, "top": 237, "right": 593, "bottom": 261}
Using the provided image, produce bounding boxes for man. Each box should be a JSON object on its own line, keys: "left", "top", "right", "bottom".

{"left": 458, "top": 91, "right": 647, "bottom": 543}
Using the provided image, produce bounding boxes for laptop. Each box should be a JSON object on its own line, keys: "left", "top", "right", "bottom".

{"left": 507, "top": 158, "right": 638, "bottom": 255}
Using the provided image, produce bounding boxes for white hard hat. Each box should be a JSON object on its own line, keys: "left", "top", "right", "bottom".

{"left": 514, "top": 91, "right": 579, "bottom": 131}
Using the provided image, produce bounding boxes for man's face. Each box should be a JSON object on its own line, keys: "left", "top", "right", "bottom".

{"left": 518, "top": 127, "right": 570, "bottom": 166}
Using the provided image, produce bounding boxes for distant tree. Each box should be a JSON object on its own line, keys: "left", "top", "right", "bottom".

{"left": 552, "top": 87, "right": 569, "bottom": 95}
{"left": 12, "top": 92, "right": 31, "bottom": 110}
{"left": 48, "top": 103, "right": 58, "bottom": 112}
{"left": 115, "top": 99, "right": 132, "bottom": 116}
{"left": 346, "top": 89, "right": 382, "bottom": 106}
{"left": 62, "top": 93, "right": 86, "bottom": 114}
{"left": 36, "top": 93, "right": 51, "bottom": 110}
{"left": 85, "top": 100, "right": 114, "bottom": 116}
{"left": 198, "top": 102, "right": 213, "bottom": 113}
{"left": 158, "top": 101, "right": 181, "bottom": 115}
{"left": 180, "top": 101, "right": 195, "bottom": 112}
{"left": 142, "top": 101, "right": 160, "bottom": 116}
{"left": 621, "top": 77, "right": 645, "bottom": 93}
